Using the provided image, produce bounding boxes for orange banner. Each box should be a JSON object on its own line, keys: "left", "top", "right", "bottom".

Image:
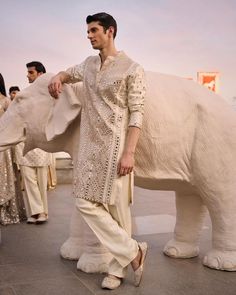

{"left": 197, "top": 72, "right": 219, "bottom": 93}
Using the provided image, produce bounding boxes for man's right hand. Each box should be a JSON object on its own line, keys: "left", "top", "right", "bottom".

{"left": 48, "top": 75, "right": 63, "bottom": 99}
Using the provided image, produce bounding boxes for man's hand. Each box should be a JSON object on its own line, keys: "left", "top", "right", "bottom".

{"left": 48, "top": 71, "right": 70, "bottom": 99}
{"left": 117, "top": 126, "right": 140, "bottom": 176}
{"left": 48, "top": 75, "right": 62, "bottom": 99}
{"left": 117, "top": 151, "right": 134, "bottom": 176}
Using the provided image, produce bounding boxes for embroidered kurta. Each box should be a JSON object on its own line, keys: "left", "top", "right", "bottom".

{"left": 66, "top": 51, "right": 146, "bottom": 204}
{"left": 15, "top": 142, "right": 50, "bottom": 167}
{"left": 0, "top": 94, "right": 21, "bottom": 224}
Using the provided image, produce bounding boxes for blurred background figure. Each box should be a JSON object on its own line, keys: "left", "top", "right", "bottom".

{"left": 26, "top": 61, "right": 57, "bottom": 190}
{"left": 0, "top": 73, "right": 26, "bottom": 225}
{"left": 9, "top": 86, "right": 20, "bottom": 101}
{"left": 14, "top": 61, "right": 56, "bottom": 224}
{"left": 9, "top": 86, "right": 27, "bottom": 207}
{"left": 47, "top": 153, "right": 57, "bottom": 190}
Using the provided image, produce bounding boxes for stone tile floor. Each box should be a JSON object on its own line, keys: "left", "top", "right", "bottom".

{"left": 0, "top": 185, "right": 236, "bottom": 295}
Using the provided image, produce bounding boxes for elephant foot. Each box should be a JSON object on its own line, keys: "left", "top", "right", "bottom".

{"left": 77, "top": 252, "right": 113, "bottom": 273}
{"left": 60, "top": 238, "right": 83, "bottom": 260}
{"left": 163, "top": 239, "right": 199, "bottom": 258}
{"left": 203, "top": 249, "right": 236, "bottom": 271}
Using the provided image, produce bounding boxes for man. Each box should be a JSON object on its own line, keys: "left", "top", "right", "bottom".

{"left": 9, "top": 86, "right": 20, "bottom": 100}
{"left": 26, "top": 61, "right": 58, "bottom": 190}
{"left": 48, "top": 13, "right": 147, "bottom": 289}
{"left": 26, "top": 61, "right": 46, "bottom": 83}
{"left": 9, "top": 86, "right": 28, "bottom": 215}
{"left": 15, "top": 61, "right": 50, "bottom": 224}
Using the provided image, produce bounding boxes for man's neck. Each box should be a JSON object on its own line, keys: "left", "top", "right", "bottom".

{"left": 99, "top": 45, "right": 118, "bottom": 64}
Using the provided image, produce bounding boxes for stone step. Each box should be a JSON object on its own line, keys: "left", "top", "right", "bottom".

{"left": 56, "top": 157, "right": 73, "bottom": 184}
{"left": 56, "top": 157, "right": 73, "bottom": 169}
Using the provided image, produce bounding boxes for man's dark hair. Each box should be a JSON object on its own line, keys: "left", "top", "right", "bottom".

{"left": 0, "top": 73, "right": 6, "bottom": 96}
{"left": 9, "top": 86, "right": 20, "bottom": 94}
{"left": 26, "top": 61, "right": 46, "bottom": 73}
{"left": 86, "top": 12, "right": 117, "bottom": 39}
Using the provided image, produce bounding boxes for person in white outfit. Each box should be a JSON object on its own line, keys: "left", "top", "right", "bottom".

{"left": 16, "top": 61, "right": 50, "bottom": 224}
{"left": 49, "top": 13, "right": 148, "bottom": 290}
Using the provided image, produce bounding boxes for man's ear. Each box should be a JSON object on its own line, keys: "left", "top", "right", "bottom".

{"left": 108, "top": 26, "right": 115, "bottom": 38}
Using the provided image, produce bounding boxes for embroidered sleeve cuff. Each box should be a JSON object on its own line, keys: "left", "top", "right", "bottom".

{"left": 128, "top": 111, "right": 143, "bottom": 128}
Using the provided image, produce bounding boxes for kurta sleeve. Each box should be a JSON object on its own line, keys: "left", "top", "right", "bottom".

{"left": 127, "top": 65, "right": 146, "bottom": 129}
{"left": 65, "top": 59, "right": 87, "bottom": 83}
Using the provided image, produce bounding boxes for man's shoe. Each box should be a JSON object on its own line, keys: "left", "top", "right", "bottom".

{"left": 36, "top": 214, "right": 48, "bottom": 224}
{"left": 101, "top": 275, "right": 122, "bottom": 290}
{"left": 134, "top": 242, "right": 148, "bottom": 287}
{"left": 27, "top": 217, "right": 37, "bottom": 224}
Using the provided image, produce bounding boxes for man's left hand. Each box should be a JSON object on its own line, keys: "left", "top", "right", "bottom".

{"left": 117, "top": 151, "right": 134, "bottom": 176}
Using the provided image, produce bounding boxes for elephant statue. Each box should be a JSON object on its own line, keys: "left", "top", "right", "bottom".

{"left": 0, "top": 72, "right": 236, "bottom": 273}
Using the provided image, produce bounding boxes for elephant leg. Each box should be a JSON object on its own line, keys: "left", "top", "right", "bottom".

{"left": 164, "top": 191, "right": 207, "bottom": 258}
{"left": 202, "top": 191, "right": 236, "bottom": 271}
{"left": 60, "top": 206, "right": 84, "bottom": 260}
{"left": 77, "top": 223, "right": 113, "bottom": 273}
{"left": 61, "top": 206, "right": 112, "bottom": 272}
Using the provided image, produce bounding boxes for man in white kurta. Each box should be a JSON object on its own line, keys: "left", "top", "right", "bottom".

{"left": 15, "top": 144, "right": 50, "bottom": 222}
{"left": 49, "top": 12, "right": 147, "bottom": 289}
{"left": 16, "top": 61, "right": 51, "bottom": 224}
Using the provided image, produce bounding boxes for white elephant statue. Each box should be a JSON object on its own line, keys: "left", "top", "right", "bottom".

{"left": 0, "top": 72, "right": 236, "bottom": 273}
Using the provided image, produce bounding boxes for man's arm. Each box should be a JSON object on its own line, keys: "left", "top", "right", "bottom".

{"left": 117, "top": 65, "right": 146, "bottom": 177}
{"left": 117, "top": 126, "right": 140, "bottom": 176}
{"left": 49, "top": 60, "right": 87, "bottom": 99}
{"left": 48, "top": 71, "right": 70, "bottom": 99}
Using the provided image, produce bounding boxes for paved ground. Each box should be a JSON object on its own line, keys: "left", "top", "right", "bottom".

{"left": 0, "top": 185, "right": 236, "bottom": 295}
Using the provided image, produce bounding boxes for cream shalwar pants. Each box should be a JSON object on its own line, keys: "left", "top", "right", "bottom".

{"left": 76, "top": 174, "right": 139, "bottom": 278}
{"left": 20, "top": 165, "right": 48, "bottom": 217}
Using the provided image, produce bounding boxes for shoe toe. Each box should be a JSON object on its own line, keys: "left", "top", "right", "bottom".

{"left": 101, "top": 276, "right": 121, "bottom": 289}
{"left": 27, "top": 217, "right": 37, "bottom": 224}
{"left": 36, "top": 215, "right": 48, "bottom": 224}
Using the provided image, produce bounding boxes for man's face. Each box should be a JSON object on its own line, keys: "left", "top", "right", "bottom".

{"left": 27, "top": 66, "right": 42, "bottom": 83}
{"left": 10, "top": 90, "right": 19, "bottom": 100}
{"left": 87, "top": 21, "right": 110, "bottom": 50}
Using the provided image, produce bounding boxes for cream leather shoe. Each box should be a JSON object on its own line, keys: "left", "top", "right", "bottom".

{"left": 101, "top": 275, "right": 122, "bottom": 290}
{"left": 27, "top": 217, "right": 37, "bottom": 224}
{"left": 36, "top": 214, "right": 48, "bottom": 224}
{"left": 134, "top": 242, "right": 148, "bottom": 287}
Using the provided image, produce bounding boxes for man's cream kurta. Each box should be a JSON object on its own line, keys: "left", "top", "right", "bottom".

{"left": 15, "top": 142, "right": 50, "bottom": 167}
{"left": 14, "top": 143, "right": 50, "bottom": 217}
{"left": 66, "top": 51, "right": 146, "bottom": 204}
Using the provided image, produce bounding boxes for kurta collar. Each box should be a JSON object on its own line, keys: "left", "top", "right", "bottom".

{"left": 98, "top": 51, "right": 125, "bottom": 70}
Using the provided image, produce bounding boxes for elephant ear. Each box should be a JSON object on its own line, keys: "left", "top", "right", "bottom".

{"left": 0, "top": 99, "right": 26, "bottom": 150}
{"left": 45, "top": 81, "right": 82, "bottom": 141}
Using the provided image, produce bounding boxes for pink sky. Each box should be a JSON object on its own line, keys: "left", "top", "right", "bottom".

{"left": 1, "top": 0, "right": 236, "bottom": 100}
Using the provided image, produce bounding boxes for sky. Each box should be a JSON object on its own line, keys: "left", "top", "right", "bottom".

{"left": 1, "top": 0, "right": 236, "bottom": 101}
